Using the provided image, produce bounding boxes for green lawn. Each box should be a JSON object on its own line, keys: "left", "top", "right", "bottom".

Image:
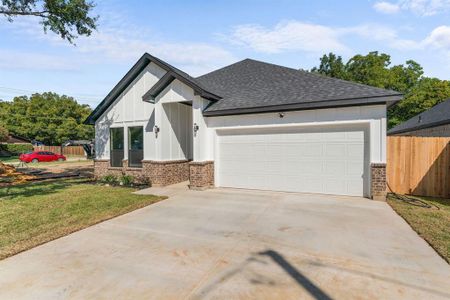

{"left": 0, "top": 156, "right": 19, "bottom": 163}
{"left": 0, "top": 179, "right": 164, "bottom": 259}
{"left": 387, "top": 194, "right": 450, "bottom": 263}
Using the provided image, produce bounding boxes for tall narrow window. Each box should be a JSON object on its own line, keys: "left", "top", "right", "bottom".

{"left": 128, "top": 126, "right": 143, "bottom": 168}
{"left": 110, "top": 127, "right": 124, "bottom": 167}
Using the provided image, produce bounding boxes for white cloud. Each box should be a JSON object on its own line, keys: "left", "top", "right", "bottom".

{"left": 373, "top": 0, "right": 450, "bottom": 16}
{"left": 225, "top": 21, "right": 422, "bottom": 54}
{"left": 341, "top": 24, "right": 420, "bottom": 50}
{"left": 373, "top": 1, "right": 401, "bottom": 14}
{"left": 227, "top": 21, "right": 349, "bottom": 54}
{"left": 423, "top": 26, "right": 450, "bottom": 49}
{"left": 1, "top": 14, "right": 236, "bottom": 76}
{"left": 402, "top": 0, "right": 450, "bottom": 16}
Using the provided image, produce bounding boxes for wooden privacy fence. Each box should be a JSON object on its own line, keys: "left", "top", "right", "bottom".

{"left": 387, "top": 136, "right": 450, "bottom": 198}
{"left": 33, "top": 145, "right": 86, "bottom": 156}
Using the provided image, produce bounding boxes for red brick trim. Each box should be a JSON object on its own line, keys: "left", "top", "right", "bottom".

{"left": 94, "top": 159, "right": 190, "bottom": 186}
{"left": 371, "top": 163, "right": 387, "bottom": 201}
{"left": 189, "top": 161, "right": 214, "bottom": 190}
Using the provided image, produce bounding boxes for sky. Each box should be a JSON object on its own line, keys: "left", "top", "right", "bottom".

{"left": 0, "top": 0, "right": 449, "bottom": 108}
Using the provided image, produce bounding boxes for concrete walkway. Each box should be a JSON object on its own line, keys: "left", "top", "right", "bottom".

{"left": 0, "top": 187, "right": 449, "bottom": 299}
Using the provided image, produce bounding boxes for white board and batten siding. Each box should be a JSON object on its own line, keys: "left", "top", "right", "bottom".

{"left": 94, "top": 63, "right": 193, "bottom": 161}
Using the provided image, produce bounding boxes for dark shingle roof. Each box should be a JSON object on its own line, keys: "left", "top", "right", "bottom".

{"left": 197, "top": 59, "right": 402, "bottom": 116}
{"left": 388, "top": 98, "right": 450, "bottom": 135}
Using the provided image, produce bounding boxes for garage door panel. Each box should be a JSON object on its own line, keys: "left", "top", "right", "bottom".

{"left": 303, "top": 144, "right": 324, "bottom": 156}
{"left": 346, "top": 131, "right": 364, "bottom": 140}
{"left": 217, "top": 126, "right": 366, "bottom": 197}
{"left": 323, "top": 131, "right": 346, "bottom": 141}
{"left": 347, "top": 161, "right": 364, "bottom": 175}
{"left": 325, "top": 144, "right": 347, "bottom": 156}
{"left": 324, "top": 161, "right": 346, "bottom": 175}
{"left": 347, "top": 144, "right": 364, "bottom": 157}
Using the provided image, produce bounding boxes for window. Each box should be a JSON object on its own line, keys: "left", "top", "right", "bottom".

{"left": 128, "top": 126, "right": 143, "bottom": 167}
{"left": 110, "top": 127, "right": 124, "bottom": 167}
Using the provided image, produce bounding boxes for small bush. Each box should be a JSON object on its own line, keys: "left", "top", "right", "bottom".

{"left": 100, "top": 174, "right": 118, "bottom": 185}
{"left": 119, "top": 175, "right": 134, "bottom": 186}
{"left": 0, "top": 144, "right": 34, "bottom": 155}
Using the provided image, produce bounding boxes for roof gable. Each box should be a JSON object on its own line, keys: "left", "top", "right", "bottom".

{"left": 84, "top": 53, "right": 220, "bottom": 124}
{"left": 388, "top": 98, "right": 450, "bottom": 135}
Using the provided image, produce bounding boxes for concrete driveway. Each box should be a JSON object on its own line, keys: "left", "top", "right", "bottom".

{"left": 0, "top": 187, "right": 449, "bottom": 300}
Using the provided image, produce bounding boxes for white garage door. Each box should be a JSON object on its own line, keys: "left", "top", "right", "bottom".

{"left": 216, "top": 126, "right": 367, "bottom": 197}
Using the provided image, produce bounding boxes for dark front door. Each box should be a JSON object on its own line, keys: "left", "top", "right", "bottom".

{"left": 128, "top": 126, "right": 143, "bottom": 167}
{"left": 110, "top": 127, "right": 124, "bottom": 167}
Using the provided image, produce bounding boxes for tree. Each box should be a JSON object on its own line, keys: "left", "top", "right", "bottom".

{"left": 0, "top": 92, "right": 94, "bottom": 145}
{"left": 388, "top": 78, "right": 450, "bottom": 128}
{"left": 310, "top": 51, "right": 441, "bottom": 129}
{"left": 312, "top": 51, "right": 423, "bottom": 94}
{"left": 0, "top": 125, "right": 8, "bottom": 142}
{"left": 0, "top": 0, "right": 98, "bottom": 43}
{"left": 311, "top": 53, "right": 347, "bottom": 80}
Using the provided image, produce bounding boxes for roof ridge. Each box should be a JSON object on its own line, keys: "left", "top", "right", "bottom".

{"left": 195, "top": 58, "right": 250, "bottom": 79}
{"left": 199, "top": 57, "right": 402, "bottom": 96}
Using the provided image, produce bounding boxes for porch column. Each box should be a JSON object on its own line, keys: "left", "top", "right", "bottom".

{"left": 190, "top": 96, "right": 214, "bottom": 189}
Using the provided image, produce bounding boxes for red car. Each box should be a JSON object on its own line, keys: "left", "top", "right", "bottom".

{"left": 19, "top": 151, "right": 66, "bottom": 163}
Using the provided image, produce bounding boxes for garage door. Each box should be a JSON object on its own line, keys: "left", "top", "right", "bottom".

{"left": 216, "top": 126, "right": 367, "bottom": 197}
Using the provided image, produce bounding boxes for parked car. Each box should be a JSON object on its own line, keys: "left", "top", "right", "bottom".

{"left": 19, "top": 151, "right": 66, "bottom": 163}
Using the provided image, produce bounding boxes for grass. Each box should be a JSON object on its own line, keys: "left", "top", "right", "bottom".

{"left": 0, "top": 178, "right": 164, "bottom": 260}
{"left": 387, "top": 194, "right": 450, "bottom": 263}
{"left": 0, "top": 156, "right": 19, "bottom": 163}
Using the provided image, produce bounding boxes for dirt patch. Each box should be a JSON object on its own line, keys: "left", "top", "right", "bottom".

{"left": 1, "top": 160, "right": 94, "bottom": 186}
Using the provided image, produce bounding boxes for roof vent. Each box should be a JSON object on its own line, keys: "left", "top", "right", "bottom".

{"left": 418, "top": 116, "right": 422, "bottom": 123}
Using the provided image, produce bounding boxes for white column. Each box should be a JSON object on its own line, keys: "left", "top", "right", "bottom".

{"left": 193, "top": 96, "right": 214, "bottom": 161}
{"left": 380, "top": 115, "right": 387, "bottom": 163}
{"left": 154, "top": 100, "right": 163, "bottom": 160}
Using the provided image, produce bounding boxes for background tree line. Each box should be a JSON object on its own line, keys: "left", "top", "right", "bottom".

{"left": 0, "top": 93, "right": 94, "bottom": 145}
{"left": 311, "top": 51, "right": 450, "bottom": 129}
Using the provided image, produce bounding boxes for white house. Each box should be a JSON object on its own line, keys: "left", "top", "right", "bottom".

{"left": 86, "top": 53, "right": 402, "bottom": 199}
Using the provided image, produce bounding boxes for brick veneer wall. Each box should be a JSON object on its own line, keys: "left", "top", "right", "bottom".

{"left": 189, "top": 161, "right": 214, "bottom": 190}
{"left": 371, "top": 163, "right": 387, "bottom": 201}
{"left": 94, "top": 159, "right": 189, "bottom": 186}
{"left": 142, "top": 160, "right": 190, "bottom": 186}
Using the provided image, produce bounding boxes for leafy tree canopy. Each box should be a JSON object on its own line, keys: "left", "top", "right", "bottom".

{"left": 0, "top": 0, "right": 98, "bottom": 43}
{"left": 0, "top": 125, "right": 8, "bottom": 142}
{"left": 0, "top": 92, "right": 94, "bottom": 145}
{"left": 311, "top": 51, "right": 450, "bottom": 128}
{"left": 388, "top": 78, "right": 450, "bottom": 128}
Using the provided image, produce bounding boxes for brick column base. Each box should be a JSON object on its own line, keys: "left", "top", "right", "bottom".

{"left": 371, "top": 163, "right": 387, "bottom": 201}
{"left": 189, "top": 161, "right": 214, "bottom": 190}
{"left": 93, "top": 159, "right": 111, "bottom": 178}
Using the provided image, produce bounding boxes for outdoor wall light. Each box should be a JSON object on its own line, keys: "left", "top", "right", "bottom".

{"left": 154, "top": 125, "right": 160, "bottom": 138}
{"left": 279, "top": 112, "right": 285, "bottom": 118}
{"left": 193, "top": 123, "right": 199, "bottom": 137}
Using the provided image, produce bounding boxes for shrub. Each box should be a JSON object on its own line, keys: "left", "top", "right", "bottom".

{"left": 119, "top": 175, "right": 134, "bottom": 186}
{"left": 0, "top": 144, "right": 34, "bottom": 155}
{"left": 100, "top": 174, "right": 118, "bottom": 185}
